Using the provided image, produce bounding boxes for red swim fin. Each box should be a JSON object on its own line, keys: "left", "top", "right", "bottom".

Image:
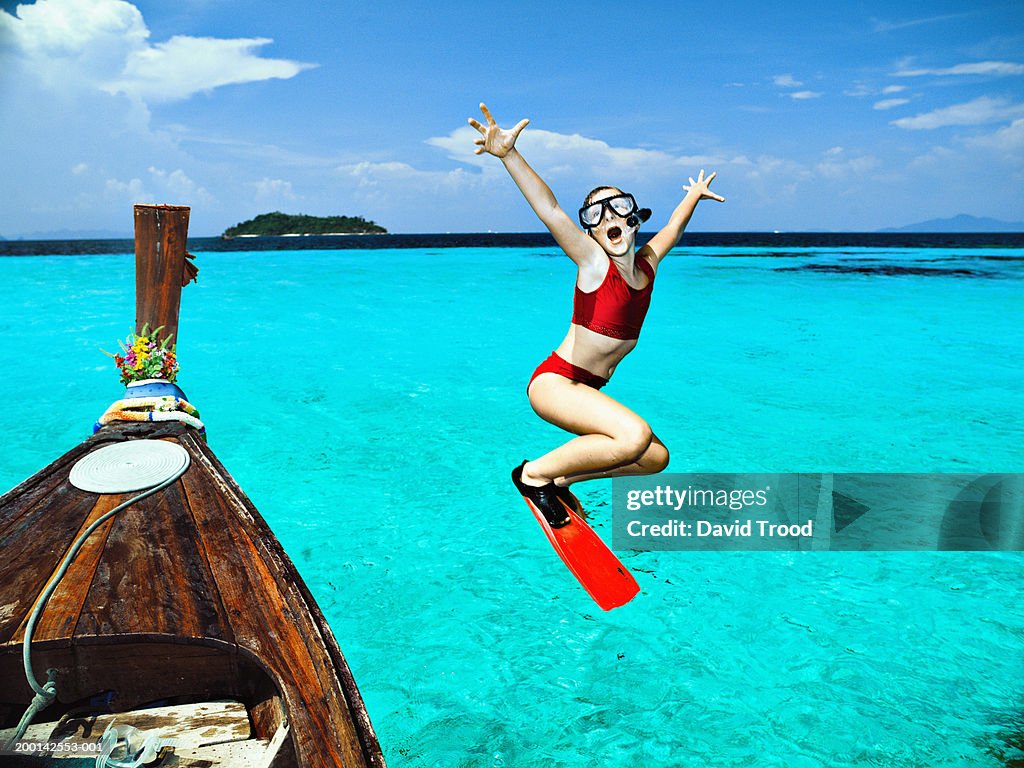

{"left": 521, "top": 498, "right": 640, "bottom": 611}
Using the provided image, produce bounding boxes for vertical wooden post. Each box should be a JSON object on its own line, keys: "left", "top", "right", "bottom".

{"left": 134, "top": 204, "right": 190, "bottom": 346}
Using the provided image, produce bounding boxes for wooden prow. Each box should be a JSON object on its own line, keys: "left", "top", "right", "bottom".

{"left": 134, "top": 204, "right": 193, "bottom": 345}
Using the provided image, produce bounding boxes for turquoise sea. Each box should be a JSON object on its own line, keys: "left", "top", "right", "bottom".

{"left": 1, "top": 239, "right": 1023, "bottom": 767}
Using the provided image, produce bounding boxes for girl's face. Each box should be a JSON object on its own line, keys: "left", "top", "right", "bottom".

{"left": 585, "top": 188, "right": 637, "bottom": 257}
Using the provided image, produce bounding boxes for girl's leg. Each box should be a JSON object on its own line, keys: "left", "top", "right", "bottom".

{"left": 558, "top": 435, "right": 669, "bottom": 485}
{"left": 520, "top": 373, "right": 669, "bottom": 487}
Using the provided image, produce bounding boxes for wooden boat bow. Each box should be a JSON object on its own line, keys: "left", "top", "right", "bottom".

{"left": 0, "top": 206, "right": 385, "bottom": 767}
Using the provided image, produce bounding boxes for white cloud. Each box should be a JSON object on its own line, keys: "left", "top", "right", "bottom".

{"left": 330, "top": 160, "right": 499, "bottom": 231}
{"left": 871, "top": 13, "right": 971, "bottom": 33}
{"left": 892, "top": 60, "right": 1024, "bottom": 77}
{"left": 772, "top": 75, "right": 822, "bottom": 100}
{"left": 427, "top": 126, "right": 729, "bottom": 183}
{"left": 773, "top": 74, "right": 803, "bottom": 88}
{"left": 0, "top": 0, "right": 146, "bottom": 92}
{"left": 891, "top": 96, "right": 1024, "bottom": 129}
{"left": 105, "top": 176, "right": 150, "bottom": 202}
{"left": 908, "top": 145, "right": 956, "bottom": 169}
{"left": 103, "top": 166, "right": 213, "bottom": 207}
{"left": 965, "top": 119, "right": 1024, "bottom": 158}
{"left": 0, "top": 0, "right": 314, "bottom": 104}
{"left": 874, "top": 98, "right": 910, "bottom": 110}
{"left": 147, "top": 166, "right": 214, "bottom": 205}
{"left": 254, "top": 178, "right": 299, "bottom": 206}
{"left": 0, "top": 0, "right": 322, "bottom": 236}
{"left": 846, "top": 83, "right": 908, "bottom": 98}
{"left": 108, "top": 36, "right": 316, "bottom": 103}
{"left": 737, "top": 154, "right": 812, "bottom": 208}
{"left": 336, "top": 160, "right": 485, "bottom": 198}
{"left": 815, "top": 147, "right": 879, "bottom": 178}
{"left": 336, "top": 129, "right": 751, "bottom": 231}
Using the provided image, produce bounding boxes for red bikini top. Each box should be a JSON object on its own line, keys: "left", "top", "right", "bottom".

{"left": 572, "top": 245, "right": 656, "bottom": 340}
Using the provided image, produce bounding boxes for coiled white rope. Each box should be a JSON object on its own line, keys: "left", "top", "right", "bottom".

{"left": 4, "top": 440, "right": 191, "bottom": 751}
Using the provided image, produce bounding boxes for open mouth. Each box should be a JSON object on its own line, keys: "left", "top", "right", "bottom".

{"left": 607, "top": 226, "right": 622, "bottom": 241}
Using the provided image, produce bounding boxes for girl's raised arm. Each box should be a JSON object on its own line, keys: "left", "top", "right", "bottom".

{"left": 645, "top": 170, "right": 725, "bottom": 263}
{"left": 469, "top": 103, "right": 600, "bottom": 266}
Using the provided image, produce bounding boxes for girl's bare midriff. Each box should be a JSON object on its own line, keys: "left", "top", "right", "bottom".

{"left": 554, "top": 323, "right": 638, "bottom": 381}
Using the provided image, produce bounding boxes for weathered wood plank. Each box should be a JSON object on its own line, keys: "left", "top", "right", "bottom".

{"left": 0, "top": 700, "right": 251, "bottom": 751}
{"left": 74, "top": 479, "right": 232, "bottom": 642}
{"left": 0, "top": 438, "right": 96, "bottom": 536}
{"left": 179, "top": 435, "right": 373, "bottom": 768}
{"left": 193, "top": 430, "right": 385, "bottom": 768}
{"left": 183, "top": 431, "right": 383, "bottom": 768}
{"left": 134, "top": 204, "right": 189, "bottom": 344}
{"left": 0, "top": 486, "right": 99, "bottom": 645}
{"left": 167, "top": 739, "right": 277, "bottom": 767}
{"left": 0, "top": 638, "right": 261, "bottom": 713}
{"left": 9, "top": 493, "right": 124, "bottom": 644}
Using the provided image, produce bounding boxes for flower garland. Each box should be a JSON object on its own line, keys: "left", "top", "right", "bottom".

{"left": 103, "top": 323, "right": 179, "bottom": 385}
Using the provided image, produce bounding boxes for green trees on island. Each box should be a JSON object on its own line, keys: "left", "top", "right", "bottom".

{"left": 223, "top": 212, "right": 387, "bottom": 237}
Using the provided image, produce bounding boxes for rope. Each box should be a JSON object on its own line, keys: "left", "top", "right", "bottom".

{"left": 106, "top": 397, "right": 200, "bottom": 418}
{"left": 69, "top": 440, "right": 190, "bottom": 494}
{"left": 94, "top": 396, "right": 204, "bottom": 434}
{"left": 3, "top": 441, "right": 191, "bottom": 750}
{"left": 5, "top": 669, "right": 57, "bottom": 751}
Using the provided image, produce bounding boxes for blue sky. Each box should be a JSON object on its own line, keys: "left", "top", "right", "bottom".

{"left": 1, "top": 0, "right": 1022, "bottom": 236}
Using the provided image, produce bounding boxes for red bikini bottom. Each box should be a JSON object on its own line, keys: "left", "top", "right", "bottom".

{"left": 528, "top": 352, "right": 609, "bottom": 392}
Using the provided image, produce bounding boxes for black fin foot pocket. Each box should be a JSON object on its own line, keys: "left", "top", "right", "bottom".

{"left": 555, "top": 485, "right": 585, "bottom": 518}
{"left": 512, "top": 461, "right": 571, "bottom": 528}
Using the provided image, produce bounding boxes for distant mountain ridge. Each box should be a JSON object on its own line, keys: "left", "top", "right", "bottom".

{"left": 878, "top": 214, "right": 1024, "bottom": 233}
{"left": 11, "top": 228, "right": 133, "bottom": 240}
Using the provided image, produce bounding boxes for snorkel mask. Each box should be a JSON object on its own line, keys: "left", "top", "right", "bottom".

{"left": 578, "top": 192, "right": 652, "bottom": 230}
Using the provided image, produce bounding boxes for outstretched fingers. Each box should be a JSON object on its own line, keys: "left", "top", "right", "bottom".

{"left": 510, "top": 117, "right": 530, "bottom": 140}
{"left": 468, "top": 103, "right": 498, "bottom": 135}
{"left": 703, "top": 170, "right": 725, "bottom": 202}
{"left": 467, "top": 103, "right": 529, "bottom": 158}
{"left": 683, "top": 169, "right": 725, "bottom": 202}
{"left": 468, "top": 117, "right": 488, "bottom": 153}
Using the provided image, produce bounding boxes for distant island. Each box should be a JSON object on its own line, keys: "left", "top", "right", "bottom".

{"left": 222, "top": 212, "right": 387, "bottom": 238}
{"left": 878, "top": 213, "right": 1024, "bottom": 233}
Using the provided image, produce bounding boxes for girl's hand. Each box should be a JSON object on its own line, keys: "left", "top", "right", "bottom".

{"left": 683, "top": 169, "right": 725, "bottom": 202}
{"left": 468, "top": 103, "right": 529, "bottom": 158}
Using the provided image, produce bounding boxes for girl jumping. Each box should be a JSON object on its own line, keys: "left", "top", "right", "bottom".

{"left": 469, "top": 103, "right": 724, "bottom": 527}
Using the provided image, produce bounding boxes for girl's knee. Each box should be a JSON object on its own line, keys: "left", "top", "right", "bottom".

{"left": 644, "top": 440, "right": 670, "bottom": 473}
{"left": 612, "top": 420, "right": 653, "bottom": 463}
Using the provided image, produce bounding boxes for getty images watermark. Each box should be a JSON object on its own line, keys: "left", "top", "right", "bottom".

{"left": 612, "top": 473, "right": 1024, "bottom": 551}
